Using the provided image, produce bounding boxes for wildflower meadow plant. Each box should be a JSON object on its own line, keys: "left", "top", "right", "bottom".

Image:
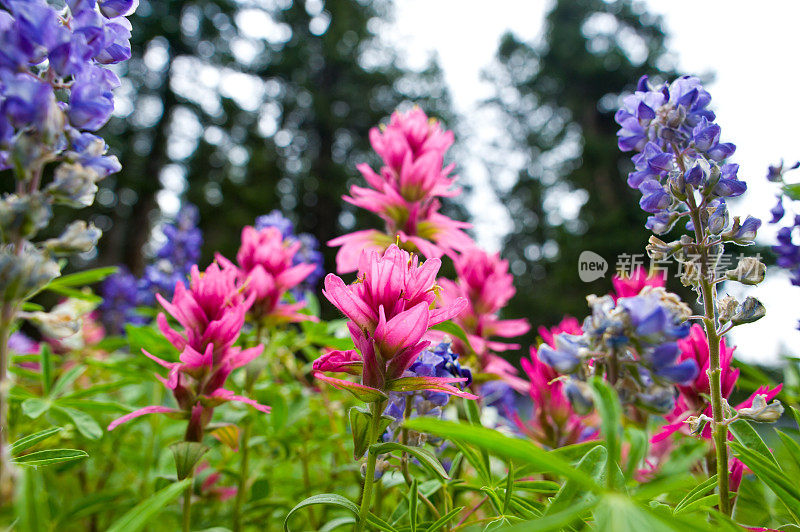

{"left": 0, "top": 0, "right": 136, "bottom": 495}
{"left": 616, "top": 75, "right": 776, "bottom": 515}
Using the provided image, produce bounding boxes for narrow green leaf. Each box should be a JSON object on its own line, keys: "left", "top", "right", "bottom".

{"left": 10, "top": 427, "right": 62, "bottom": 456}
{"left": 319, "top": 517, "right": 355, "bottom": 531}
{"left": 430, "top": 321, "right": 473, "bottom": 352}
{"left": 425, "top": 506, "right": 463, "bottom": 532}
{"left": 370, "top": 442, "right": 450, "bottom": 480}
{"left": 403, "top": 418, "right": 599, "bottom": 490}
{"left": 56, "top": 406, "right": 102, "bottom": 440}
{"left": 50, "top": 364, "right": 87, "bottom": 398}
{"left": 776, "top": 429, "right": 800, "bottom": 474}
{"left": 350, "top": 407, "right": 392, "bottom": 460}
{"left": 674, "top": 493, "right": 729, "bottom": 515}
{"left": 47, "top": 266, "right": 118, "bottom": 288}
{"left": 451, "top": 441, "right": 491, "bottom": 484}
{"left": 513, "top": 480, "right": 560, "bottom": 494}
{"left": 503, "top": 459, "right": 514, "bottom": 514}
{"left": 40, "top": 344, "right": 53, "bottom": 396}
{"left": 729, "top": 419, "right": 779, "bottom": 467}
{"left": 503, "top": 499, "right": 597, "bottom": 532}
{"left": 12, "top": 448, "right": 88, "bottom": 467}
{"left": 284, "top": 494, "right": 359, "bottom": 532}
{"left": 106, "top": 479, "right": 191, "bottom": 532}
{"left": 21, "top": 398, "right": 50, "bottom": 419}
{"left": 366, "top": 513, "right": 400, "bottom": 532}
{"left": 589, "top": 377, "right": 622, "bottom": 489}
{"left": 730, "top": 441, "right": 800, "bottom": 521}
{"left": 624, "top": 427, "right": 648, "bottom": 480}
{"left": 408, "top": 478, "right": 418, "bottom": 532}
{"left": 791, "top": 406, "right": 800, "bottom": 431}
{"left": 546, "top": 445, "right": 606, "bottom": 515}
{"left": 783, "top": 183, "right": 800, "bottom": 201}
{"left": 673, "top": 474, "right": 717, "bottom": 514}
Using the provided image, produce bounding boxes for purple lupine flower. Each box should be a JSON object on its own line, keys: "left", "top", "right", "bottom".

{"left": 99, "top": 266, "right": 145, "bottom": 334}
{"left": 381, "top": 342, "right": 473, "bottom": 443}
{"left": 540, "top": 287, "right": 696, "bottom": 415}
{"left": 255, "top": 210, "right": 294, "bottom": 239}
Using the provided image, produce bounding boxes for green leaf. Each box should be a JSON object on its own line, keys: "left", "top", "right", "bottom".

{"left": 56, "top": 406, "right": 102, "bottom": 440}
{"left": 45, "top": 284, "right": 102, "bottom": 302}
{"left": 12, "top": 448, "right": 88, "bottom": 467}
{"left": 425, "top": 506, "right": 463, "bottom": 532}
{"left": 546, "top": 445, "right": 606, "bottom": 516}
{"left": 730, "top": 441, "right": 800, "bottom": 521}
{"left": 589, "top": 377, "right": 622, "bottom": 489}
{"left": 370, "top": 442, "right": 450, "bottom": 480}
{"left": 106, "top": 479, "right": 191, "bottom": 532}
{"left": 47, "top": 266, "right": 118, "bottom": 288}
{"left": 50, "top": 364, "right": 87, "bottom": 398}
{"left": 408, "top": 478, "right": 418, "bottom": 532}
{"left": 10, "top": 427, "right": 62, "bottom": 456}
{"left": 729, "top": 419, "right": 779, "bottom": 467}
{"left": 673, "top": 474, "right": 717, "bottom": 514}
{"left": 791, "top": 406, "right": 800, "bottom": 430}
{"left": 783, "top": 183, "right": 800, "bottom": 201}
{"left": 350, "top": 407, "right": 393, "bottom": 460}
{"left": 319, "top": 517, "right": 356, "bottom": 531}
{"left": 451, "top": 441, "right": 491, "bottom": 484}
{"left": 366, "top": 513, "right": 400, "bottom": 532}
{"left": 549, "top": 440, "right": 604, "bottom": 463}
{"left": 503, "top": 499, "right": 597, "bottom": 532}
{"left": 674, "top": 493, "right": 727, "bottom": 515}
{"left": 513, "top": 480, "right": 561, "bottom": 494}
{"left": 40, "top": 343, "right": 53, "bottom": 395}
{"left": 170, "top": 441, "right": 209, "bottom": 480}
{"left": 21, "top": 397, "right": 50, "bottom": 419}
{"left": 624, "top": 427, "right": 648, "bottom": 480}
{"left": 284, "top": 494, "right": 359, "bottom": 532}
{"left": 430, "top": 321, "right": 473, "bottom": 352}
{"left": 776, "top": 429, "right": 800, "bottom": 474}
{"left": 403, "top": 418, "right": 599, "bottom": 490}
{"left": 593, "top": 493, "right": 677, "bottom": 532}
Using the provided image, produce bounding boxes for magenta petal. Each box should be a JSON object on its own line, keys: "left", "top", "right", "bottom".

{"left": 210, "top": 389, "right": 271, "bottom": 413}
{"left": 429, "top": 296, "right": 468, "bottom": 326}
{"left": 107, "top": 405, "right": 176, "bottom": 431}
{"left": 313, "top": 372, "right": 388, "bottom": 403}
{"left": 312, "top": 349, "right": 363, "bottom": 375}
{"left": 375, "top": 302, "right": 429, "bottom": 355}
{"left": 322, "top": 274, "right": 375, "bottom": 328}
{"left": 229, "top": 345, "right": 264, "bottom": 369}
{"left": 387, "top": 376, "right": 479, "bottom": 400}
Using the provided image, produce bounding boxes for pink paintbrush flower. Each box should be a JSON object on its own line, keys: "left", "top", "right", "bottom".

{"left": 314, "top": 245, "right": 477, "bottom": 403}
{"left": 513, "top": 336, "right": 597, "bottom": 448}
{"left": 108, "top": 261, "right": 268, "bottom": 440}
{"left": 330, "top": 108, "right": 473, "bottom": 273}
{"left": 219, "top": 225, "right": 317, "bottom": 323}
{"left": 675, "top": 324, "right": 739, "bottom": 410}
{"left": 611, "top": 266, "right": 666, "bottom": 299}
{"left": 437, "top": 246, "right": 530, "bottom": 390}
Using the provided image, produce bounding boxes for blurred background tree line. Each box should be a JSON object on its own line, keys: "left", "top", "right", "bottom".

{"left": 56, "top": 0, "right": 679, "bottom": 354}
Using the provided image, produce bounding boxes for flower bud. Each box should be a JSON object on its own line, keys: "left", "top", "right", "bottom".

{"left": 737, "top": 394, "right": 784, "bottom": 423}
{"left": 731, "top": 296, "right": 766, "bottom": 325}
{"left": 725, "top": 257, "right": 766, "bottom": 286}
{"left": 722, "top": 215, "right": 761, "bottom": 245}
{"left": 717, "top": 295, "right": 738, "bottom": 324}
{"left": 646, "top": 235, "right": 682, "bottom": 261}
{"left": 0, "top": 193, "right": 52, "bottom": 242}
{"left": 685, "top": 414, "right": 713, "bottom": 436}
{"left": 46, "top": 163, "right": 101, "bottom": 208}
{"left": 44, "top": 221, "right": 102, "bottom": 255}
{"left": 0, "top": 245, "right": 60, "bottom": 302}
{"left": 636, "top": 386, "right": 676, "bottom": 414}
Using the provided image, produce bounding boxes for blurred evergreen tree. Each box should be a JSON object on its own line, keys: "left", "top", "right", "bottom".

{"left": 86, "top": 0, "right": 453, "bottom": 279}
{"left": 484, "top": 0, "right": 677, "bottom": 344}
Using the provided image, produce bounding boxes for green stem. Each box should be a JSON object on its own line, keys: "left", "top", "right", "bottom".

{"left": 683, "top": 170, "right": 731, "bottom": 516}
{"left": 355, "top": 400, "right": 385, "bottom": 532}
{"left": 182, "top": 470, "right": 194, "bottom": 532}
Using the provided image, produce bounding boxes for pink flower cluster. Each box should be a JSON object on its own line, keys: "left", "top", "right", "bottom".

{"left": 329, "top": 108, "right": 472, "bottom": 273}
{"left": 611, "top": 266, "right": 665, "bottom": 298}
{"left": 313, "top": 245, "right": 477, "bottom": 402}
{"left": 218, "top": 226, "right": 317, "bottom": 323}
{"left": 108, "top": 262, "right": 268, "bottom": 441}
{"left": 438, "top": 247, "right": 530, "bottom": 390}
{"left": 514, "top": 318, "right": 595, "bottom": 448}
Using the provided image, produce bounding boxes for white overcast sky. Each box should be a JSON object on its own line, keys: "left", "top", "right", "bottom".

{"left": 392, "top": 1, "right": 800, "bottom": 364}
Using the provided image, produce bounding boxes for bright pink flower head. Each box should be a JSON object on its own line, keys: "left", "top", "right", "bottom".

{"left": 513, "top": 336, "right": 597, "bottom": 448}
{"left": 611, "top": 267, "right": 665, "bottom": 299}
{"left": 436, "top": 246, "right": 530, "bottom": 380}
{"left": 221, "top": 226, "right": 316, "bottom": 322}
{"left": 453, "top": 247, "right": 516, "bottom": 315}
{"left": 676, "top": 324, "right": 739, "bottom": 409}
{"left": 108, "top": 261, "right": 268, "bottom": 438}
{"left": 316, "top": 245, "right": 476, "bottom": 402}
{"left": 330, "top": 107, "right": 473, "bottom": 274}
